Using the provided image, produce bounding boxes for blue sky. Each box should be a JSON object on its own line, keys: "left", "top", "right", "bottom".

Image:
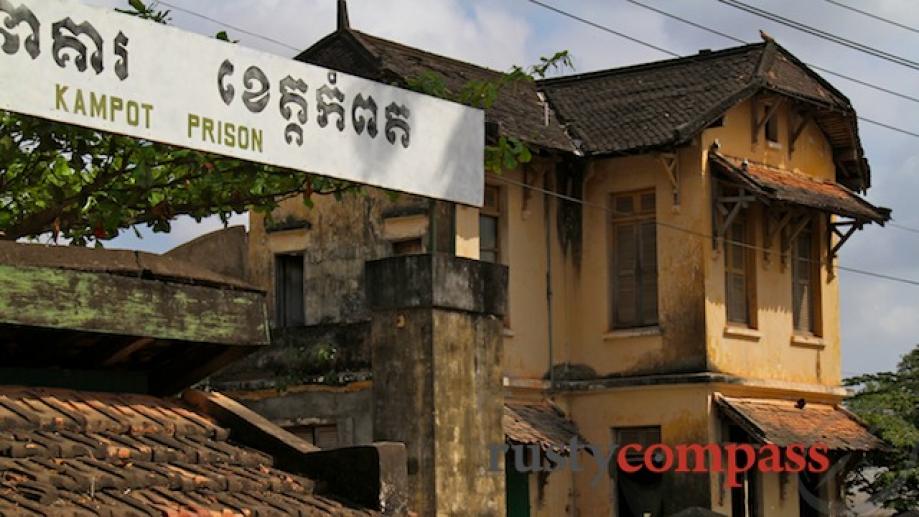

{"left": 83, "top": 0, "right": 919, "bottom": 376}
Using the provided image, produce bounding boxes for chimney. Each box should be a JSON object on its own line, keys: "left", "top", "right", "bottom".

{"left": 337, "top": 0, "right": 350, "bottom": 30}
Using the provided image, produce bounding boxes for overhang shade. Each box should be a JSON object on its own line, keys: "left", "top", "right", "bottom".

{"left": 714, "top": 394, "right": 885, "bottom": 452}
{"left": 504, "top": 401, "right": 584, "bottom": 455}
{"left": 0, "top": 242, "right": 269, "bottom": 395}
{"left": 709, "top": 153, "right": 890, "bottom": 224}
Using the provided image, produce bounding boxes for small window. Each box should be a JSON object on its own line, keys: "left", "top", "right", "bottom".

{"left": 764, "top": 105, "right": 779, "bottom": 144}
{"left": 793, "top": 222, "right": 821, "bottom": 334}
{"left": 393, "top": 238, "right": 423, "bottom": 255}
{"left": 610, "top": 191, "right": 658, "bottom": 329}
{"left": 275, "top": 254, "right": 304, "bottom": 327}
{"left": 724, "top": 210, "right": 756, "bottom": 327}
{"left": 479, "top": 185, "right": 501, "bottom": 264}
{"left": 284, "top": 423, "right": 338, "bottom": 449}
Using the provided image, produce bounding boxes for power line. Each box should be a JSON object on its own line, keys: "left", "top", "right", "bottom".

{"left": 525, "top": 0, "right": 678, "bottom": 57}
{"left": 822, "top": 0, "right": 919, "bottom": 35}
{"left": 131, "top": 1, "right": 919, "bottom": 286}
{"left": 626, "top": 0, "right": 919, "bottom": 106}
{"left": 718, "top": 0, "right": 919, "bottom": 72}
{"left": 889, "top": 222, "right": 919, "bottom": 235}
{"left": 490, "top": 174, "right": 919, "bottom": 288}
{"left": 153, "top": 0, "right": 300, "bottom": 52}
{"left": 524, "top": 0, "right": 919, "bottom": 140}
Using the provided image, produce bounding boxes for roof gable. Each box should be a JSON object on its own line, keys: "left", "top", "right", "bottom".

{"left": 538, "top": 41, "right": 870, "bottom": 190}
{"left": 297, "top": 29, "right": 574, "bottom": 152}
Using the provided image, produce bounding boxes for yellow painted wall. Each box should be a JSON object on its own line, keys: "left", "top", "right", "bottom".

{"left": 564, "top": 385, "right": 713, "bottom": 516}
{"left": 700, "top": 98, "right": 842, "bottom": 387}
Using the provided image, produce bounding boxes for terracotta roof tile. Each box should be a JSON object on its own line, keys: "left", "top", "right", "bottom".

{"left": 715, "top": 394, "right": 885, "bottom": 451}
{"left": 503, "top": 401, "right": 583, "bottom": 454}
{"left": 710, "top": 152, "right": 889, "bottom": 223}
{"left": 0, "top": 386, "right": 375, "bottom": 516}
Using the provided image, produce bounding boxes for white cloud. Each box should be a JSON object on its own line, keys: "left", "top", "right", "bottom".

{"left": 86, "top": 0, "right": 919, "bottom": 375}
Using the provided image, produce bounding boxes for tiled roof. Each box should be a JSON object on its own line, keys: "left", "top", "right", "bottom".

{"left": 715, "top": 394, "right": 885, "bottom": 452}
{"left": 0, "top": 386, "right": 374, "bottom": 516}
{"left": 503, "top": 401, "right": 583, "bottom": 454}
{"left": 710, "top": 152, "right": 889, "bottom": 223}
{"left": 296, "top": 29, "right": 574, "bottom": 152}
{"left": 538, "top": 41, "right": 851, "bottom": 156}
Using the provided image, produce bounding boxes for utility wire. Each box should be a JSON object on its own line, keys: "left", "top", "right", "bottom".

{"left": 153, "top": 0, "right": 919, "bottom": 237}
{"left": 718, "top": 0, "right": 919, "bottom": 71}
{"left": 153, "top": 0, "right": 300, "bottom": 52}
{"left": 526, "top": 0, "right": 678, "bottom": 57}
{"left": 490, "top": 174, "right": 919, "bottom": 288}
{"left": 626, "top": 0, "right": 919, "bottom": 106}
{"left": 523, "top": 0, "right": 919, "bottom": 139}
{"left": 822, "top": 0, "right": 919, "bottom": 35}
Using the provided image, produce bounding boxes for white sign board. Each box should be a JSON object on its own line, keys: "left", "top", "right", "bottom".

{"left": 0, "top": 0, "right": 485, "bottom": 205}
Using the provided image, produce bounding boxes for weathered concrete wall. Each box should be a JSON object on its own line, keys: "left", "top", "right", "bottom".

{"left": 166, "top": 225, "right": 249, "bottom": 281}
{"left": 367, "top": 254, "right": 507, "bottom": 516}
{"left": 247, "top": 191, "right": 450, "bottom": 327}
{"left": 228, "top": 383, "right": 373, "bottom": 447}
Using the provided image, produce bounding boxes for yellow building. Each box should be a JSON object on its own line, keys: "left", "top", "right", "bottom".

{"left": 216, "top": 6, "right": 890, "bottom": 516}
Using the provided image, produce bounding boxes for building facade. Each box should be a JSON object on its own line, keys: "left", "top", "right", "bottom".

{"left": 205, "top": 6, "right": 888, "bottom": 516}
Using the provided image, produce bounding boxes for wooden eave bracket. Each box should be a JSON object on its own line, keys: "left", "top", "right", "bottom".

{"left": 711, "top": 180, "right": 757, "bottom": 250}
{"left": 752, "top": 97, "right": 784, "bottom": 144}
{"left": 780, "top": 212, "right": 812, "bottom": 269}
{"left": 827, "top": 216, "right": 864, "bottom": 272}
{"left": 762, "top": 209, "right": 793, "bottom": 263}
{"left": 788, "top": 110, "right": 809, "bottom": 156}
{"left": 658, "top": 152, "right": 680, "bottom": 208}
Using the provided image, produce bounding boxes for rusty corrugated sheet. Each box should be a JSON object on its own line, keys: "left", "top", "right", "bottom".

{"left": 0, "top": 386, "right": 375, "bottom": 515}
{"left": 715, "top": 394, "right": 885, "bottom": 451}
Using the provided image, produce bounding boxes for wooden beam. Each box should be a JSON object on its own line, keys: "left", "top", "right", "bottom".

{"left": 752, "top": 98, "right": 783, "bottom": 144}
{"left": 658, "top": 153, "right": 680, "bottom": 207}
{"left": 0, "top": 264, "right": 269, "bottom": 346}
{"left": 789, "top": 112, "right": 809, "bottom": 156}
{"left": 101, "top": 337, "right": 155, "bottom": 367}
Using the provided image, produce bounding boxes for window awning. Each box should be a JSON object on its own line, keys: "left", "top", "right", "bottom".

{"left": 504, "top": 401, "right": 585, "bottom": 455}
{"left": 714, "top": 394, "right": 885, "bottom": 452}
{"left": 709, "top": 153, "right": 890, "bottom": 224}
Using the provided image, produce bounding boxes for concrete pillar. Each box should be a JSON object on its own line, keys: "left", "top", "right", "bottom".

{"left": 366, "top": 254, "right": 507, "bottom": 516}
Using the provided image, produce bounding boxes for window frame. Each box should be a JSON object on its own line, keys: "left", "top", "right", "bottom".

{"left": 274, "top": 253, "right": 305, "bottom": 328}
{"left": 724, "top": 208, "right": 758, "bottom": 328}
{"left": 609, "top": 190, "right": 659, "bottom": 330}
{"left": 792, "top": 219, "right": 822, "bottom": 336}
{"left": 764, "top": 104, "right": 780, "bottom": 145}
{"left": 479, "top": 184, "right": 501, "bottom": 264}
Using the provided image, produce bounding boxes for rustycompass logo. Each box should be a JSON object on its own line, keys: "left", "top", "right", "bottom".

{"left": 489, "top": 439, "right": 832, "bottom": 488}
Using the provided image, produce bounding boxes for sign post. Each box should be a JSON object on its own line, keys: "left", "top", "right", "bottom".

{"left": 0, "top": 0, "right": 485, "bottom": 205}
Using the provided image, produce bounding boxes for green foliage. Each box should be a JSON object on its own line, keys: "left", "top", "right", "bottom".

{"left": 845, "top": 345, "right": 919, "bottom": 511}
{"left": 405, "top": 51, "right": 572, "bottom": 174}
{"left": 0, "top": 1, "right": 357, "bottom": 244}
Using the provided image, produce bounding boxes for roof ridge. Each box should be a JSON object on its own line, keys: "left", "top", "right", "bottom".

{"left": 538, "top": 42, "right": 767, "bottom": 86}
{"left": 349, "top": 29, "right": 509, "bottom": 78}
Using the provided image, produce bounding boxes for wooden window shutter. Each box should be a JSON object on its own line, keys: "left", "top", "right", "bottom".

{"left": 639, "top": 221, "right": 658, "bottom": 325}
{"left": 793, "top": 225, "right": 815, "bottom": 333}
{"left": 615, "top": 222, "right": 638, "bottom": 326}
{"left": 275, "top": 254, "right": 305, "bottom": 327}
{"left": 610, "top": 190, "right": 658, "bottom": 329}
